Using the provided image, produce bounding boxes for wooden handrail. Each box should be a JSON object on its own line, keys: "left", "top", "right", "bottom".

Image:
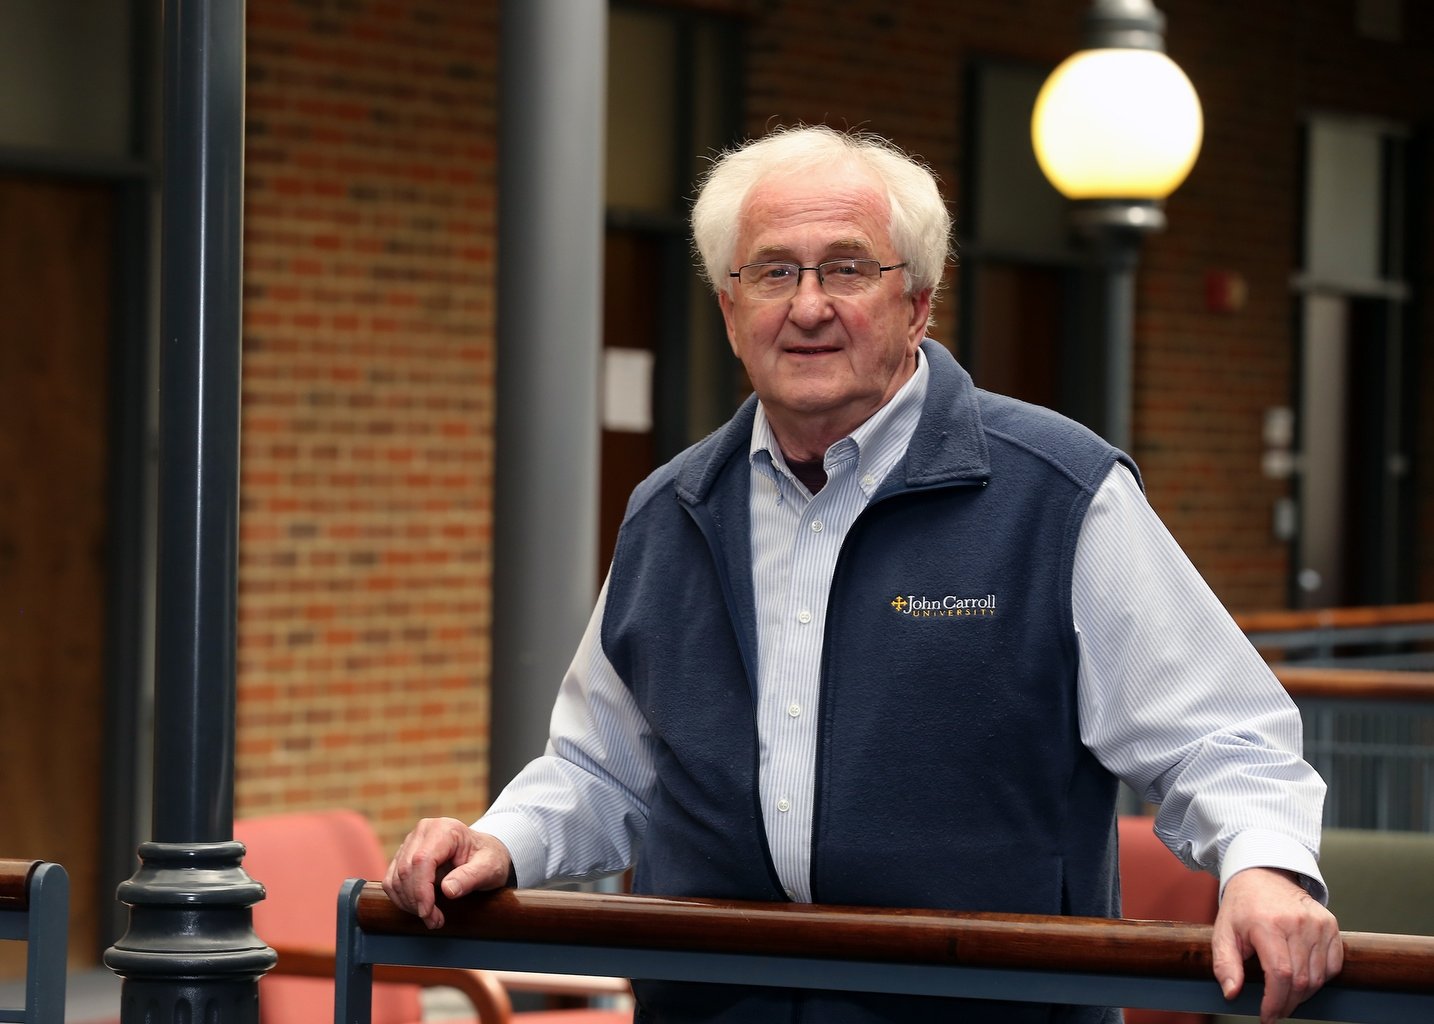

{"left": 353, "top": 883, "right": 1434, "bottom": 994}
{"left": 1235, "top": 603, "right": 1434, "bottom": 634}
{"left": 1274, "top": 666, "right": 1434, "bottom": 702}
{"left": 0, "top": 859, "right": 38, "bottom": 911}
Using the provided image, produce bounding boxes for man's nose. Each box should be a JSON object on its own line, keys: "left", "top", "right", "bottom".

{"left": 788, "top": 268, "right": 834, "bottom": 324}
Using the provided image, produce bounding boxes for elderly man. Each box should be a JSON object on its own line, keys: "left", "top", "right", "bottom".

{"left": 385, "top": 126, "right": 1340, "bottom": 1024}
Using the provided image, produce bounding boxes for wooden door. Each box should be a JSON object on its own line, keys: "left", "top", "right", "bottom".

{"left": 0, "top": 175, "right": 114, "bottom": 973}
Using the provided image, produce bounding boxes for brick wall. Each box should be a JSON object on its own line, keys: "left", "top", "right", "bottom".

{"left": 1133, "top": 1, "right": 1307, "bottom": 611}
{"left": 237, "top": 0, "right": 498, "bottom": 851}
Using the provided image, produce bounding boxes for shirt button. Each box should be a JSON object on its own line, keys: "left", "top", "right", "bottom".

{"left": 785, "top": 887, "right": 797, "bottom": 900}
{"left": 787, "top": 702, "right": 801, "bottom": 718}
{"left": 810, "top": 519, "right": 823, "bottom": 533}
{"left": 777, "top": 797, "right": 791, "bottom": 812}
{"left": 861, "top": 473, "right": 876, "bottom": 489}
{"left": 796, "top": 608, "right": 812, "bottom": 624}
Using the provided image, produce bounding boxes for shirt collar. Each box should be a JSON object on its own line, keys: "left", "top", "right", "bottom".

{"left": 750, "top": 347, "right": 929, "bottom": 499}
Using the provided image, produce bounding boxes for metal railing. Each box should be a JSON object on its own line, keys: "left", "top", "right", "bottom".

{"left": 1277, "top": 668, "right": 1434, "bottom": 832}
{"left": 1237, "top": 605, "right": 1434, "bottom": 833}
{"left": 1237, "top": 603, "right": 1434, "bottom": 671}
{"left": 0, "top": 860, "right": 69, "bottom": 1024}
{"left": 333, "top": 882, "right": 1434, "bottom": 1024}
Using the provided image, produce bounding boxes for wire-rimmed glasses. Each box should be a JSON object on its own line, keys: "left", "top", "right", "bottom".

{"left": 729, "top": 258, "right": 908, "bottom": 301}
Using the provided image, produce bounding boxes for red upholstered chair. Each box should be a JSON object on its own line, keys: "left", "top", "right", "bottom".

{"left": 236, "top": 809, "right": 632, "bottom": 1024}
{"left": 1118, "top": 814, "right": 1220, "bottom": 1024}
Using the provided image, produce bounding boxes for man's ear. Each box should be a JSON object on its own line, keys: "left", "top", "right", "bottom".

{"left": 908, "top": 287, "right": 934, "bottom": 344}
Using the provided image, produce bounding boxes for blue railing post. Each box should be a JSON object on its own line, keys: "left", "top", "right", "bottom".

{"left": 334, "top": 880, "right": 374, "bottom": 1024}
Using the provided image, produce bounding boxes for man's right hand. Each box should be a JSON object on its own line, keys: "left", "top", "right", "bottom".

{"left": 382, "top": 816, "right": 514, "bottom": 929}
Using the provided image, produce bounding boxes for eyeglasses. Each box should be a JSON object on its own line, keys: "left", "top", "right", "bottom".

{"left": 729, "top": 258, "right": 908, "bottom": 300}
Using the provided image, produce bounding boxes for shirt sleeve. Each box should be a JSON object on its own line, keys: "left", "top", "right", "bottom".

{"left": 1073, "top": 463, "right": 1329, "bottom": 903}
{"left": 473, "top": 578, "right": 656, "bottom": 888}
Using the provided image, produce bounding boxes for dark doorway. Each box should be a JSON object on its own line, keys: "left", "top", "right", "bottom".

{"left": 0, "top": 175, "right": 115, "bottom": 972}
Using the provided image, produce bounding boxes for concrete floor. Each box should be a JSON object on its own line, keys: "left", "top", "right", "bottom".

{"left": 0, "top": 965, "right": 121, "bottom": 1023}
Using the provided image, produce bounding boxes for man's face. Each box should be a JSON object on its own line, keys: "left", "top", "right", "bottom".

{"left": 718, "top": 164, "right": 932, "bottom": 445}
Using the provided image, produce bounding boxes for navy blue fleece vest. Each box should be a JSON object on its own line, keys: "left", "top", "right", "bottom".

{"left": 601, "top": 342, "right": 1137, "bottom": 1023}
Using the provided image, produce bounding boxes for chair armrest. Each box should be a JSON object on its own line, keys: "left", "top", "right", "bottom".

{"left": 268, "top": 944, "right": 514, "bottom": 1022}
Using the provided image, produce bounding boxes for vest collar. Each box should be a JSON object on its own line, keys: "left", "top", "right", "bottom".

{"left": 675, "top": 339, "right": 991, "bottom": 505}
{"left": 899, "top": 339, "right": 991, "bottom": 490}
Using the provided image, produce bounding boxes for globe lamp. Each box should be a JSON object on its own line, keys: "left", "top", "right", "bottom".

{"left": 1027, "top": 0, "right": 1203, "bottom": 452}
{"left": 1032, "top": 0, "right": 1202, "bottom": 232}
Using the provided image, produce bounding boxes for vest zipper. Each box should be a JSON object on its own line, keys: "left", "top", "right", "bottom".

{"left": 807, "top": 476, "right": 987, "bottom": 904}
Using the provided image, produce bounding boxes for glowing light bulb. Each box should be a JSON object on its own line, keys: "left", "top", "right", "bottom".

{"left": 1032, "top": 48, "right": 1203, "bottom": 201}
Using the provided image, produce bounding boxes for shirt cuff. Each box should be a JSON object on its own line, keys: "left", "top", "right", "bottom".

{"left": 471, "top": 811, "right": 550, "bottom": 889}
{"left": 1220, "top": 828, "right": 1329, "bottom": 905}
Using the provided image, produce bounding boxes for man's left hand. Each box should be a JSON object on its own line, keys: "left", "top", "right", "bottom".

{"left": 1211, "top": 866, "right": 1342, "bottom": 1024}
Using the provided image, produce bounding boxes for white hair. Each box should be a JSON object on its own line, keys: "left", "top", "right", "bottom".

{"left": 690, "top": 125, "right": 953, "bottom": 307}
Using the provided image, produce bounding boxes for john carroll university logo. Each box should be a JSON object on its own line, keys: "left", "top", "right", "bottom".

{"left": 889, "top": 593, "right": 998, "bottom": 618}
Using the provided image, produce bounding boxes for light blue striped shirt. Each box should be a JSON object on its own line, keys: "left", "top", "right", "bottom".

{"left": 476, "top": 352, "right": 1327, "bottom": 904}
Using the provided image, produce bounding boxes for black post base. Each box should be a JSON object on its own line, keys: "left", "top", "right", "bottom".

{"left": 114, "top": 979, "right": 261, "bottom": 1024}
{"left": 104, "top": 842, "right": 276, "bottom": 1024}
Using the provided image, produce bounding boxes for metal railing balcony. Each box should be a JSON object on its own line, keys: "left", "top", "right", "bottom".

{"left": 334, "top": 882, "right": 1434, "bottom": 1024}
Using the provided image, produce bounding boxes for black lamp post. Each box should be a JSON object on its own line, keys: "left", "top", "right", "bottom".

{"left": 103, "top": 1, "right": 275, "bottom": 1020}
{"left": 1031, "top": 0, "right": 1203, "bottom": 451}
